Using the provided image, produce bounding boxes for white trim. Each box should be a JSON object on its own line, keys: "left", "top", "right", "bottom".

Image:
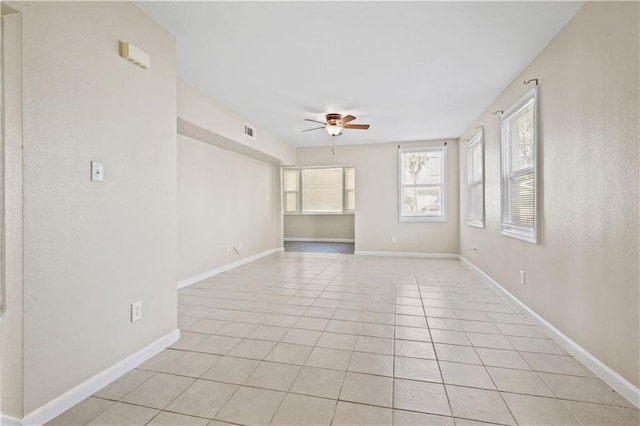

{"left": 459, "top": 256, "right": 640, "bottom": 409}
{"left": 354, "top": 251, "right": 458, "bottom": 259}
{"left": 20, "top": 329, "right": 180, "bottom": 426}
{"left": 177, "top": 247, "right": 284, "bottom": 290}
{"left": 1, "top": 414, "right": 23, "bottom": 426}
{"left": 284, "top": 238, "right": 355, "bottom": 243}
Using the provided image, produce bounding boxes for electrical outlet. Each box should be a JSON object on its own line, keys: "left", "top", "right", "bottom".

{"left": 131, "top": 301, "right": 142, "bottom": 322}
{"left": 391, "top": 236, "right": 397, "bottom": 243}
{"left": 520, "top": 270, "right": 526, "bottom": 285}
{"left": 91, "top": 161, "right": 104, "bottom": 182}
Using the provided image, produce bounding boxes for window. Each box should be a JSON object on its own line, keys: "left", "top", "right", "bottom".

{"left": 283, "top": 166, "right": 355, "bottom": 214}
{"left": 467, "top": 130, "right": 485, "bottom": 228}
{"left": 399, "top": 147, "right": 447, "bottom": 222}
{"left": 501, "top": 87, "right": 538, "bottom": 243}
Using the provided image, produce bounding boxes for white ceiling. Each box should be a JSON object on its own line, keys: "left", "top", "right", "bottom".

{"left": 137, "top": 1, "right": 583, "bottom": 147}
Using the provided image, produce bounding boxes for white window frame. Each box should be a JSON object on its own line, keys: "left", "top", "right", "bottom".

{"left": 398, "top": 146, "right": 447, "bottom": 223}
{"left": 500, "top": 87, "right": 538, "bottom": 243}
{"left": 467, "top": 130, "right": 485, "bottom": 228}
{"left": 282, "top": 165, "right": 355, "bottom": 215}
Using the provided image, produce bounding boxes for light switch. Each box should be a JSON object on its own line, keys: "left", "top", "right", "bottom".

{"left": 91, "top": 161, "right": 104, "bottom": 182}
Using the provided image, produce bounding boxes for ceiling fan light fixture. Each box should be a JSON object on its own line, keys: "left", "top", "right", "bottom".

{"left": 326, "top": 124, "right": 342, "bottom": 136}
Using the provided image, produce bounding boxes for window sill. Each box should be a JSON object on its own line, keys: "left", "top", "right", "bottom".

{"left": 284, "top": 212, "right": 355, "bottom": 216}
{"left": 501, "top": 226, "right": 537, "bottom": 244}
{"left": 399, "top": 216, "right": 447, "bottom": 223}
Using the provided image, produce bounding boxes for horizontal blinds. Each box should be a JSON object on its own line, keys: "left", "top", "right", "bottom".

{"left": 302, "top": 168, "right": 343, "bottom": 213}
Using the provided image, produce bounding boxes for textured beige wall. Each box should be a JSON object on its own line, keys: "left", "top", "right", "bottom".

{"left": 178, "top": 80, "right": 296, "bottom": 166}
{"left": 459, "top": 1, "right": 639, "bottom": 387}
{"left": 18, "top": 2, "right": 178, "bottom": 412}
{"left": 178, "top": 135, "right": 280, "bottom": 281}
{"left": 1, "top": 9, "right": 23, "bottom": 419}
{"left": 284, "top": 215, "right": 355, "bottom": 240}
{"left": 296, "top": 140, "right": 459, "bottom": 254}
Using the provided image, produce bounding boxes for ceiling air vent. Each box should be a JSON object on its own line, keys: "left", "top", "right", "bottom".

{"left": 244, "top": 123, "right": 256, "bottom": 140}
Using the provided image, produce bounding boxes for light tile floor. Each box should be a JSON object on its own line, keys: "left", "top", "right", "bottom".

{"left": 48, "top": 252, "right": 639, "bottom": 426}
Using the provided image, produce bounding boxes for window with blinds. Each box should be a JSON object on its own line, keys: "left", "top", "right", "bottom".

{"left": 467, "top": 131, "right": 484, "bottom": 228}
{"left": 398, "top": 147, "right": 447, "bottom": 222}
{"left": 500, "top": 87, "right": 538, "bottom": 243}
{"left": 283, "top": 166, "right": 355, "bottom": 214}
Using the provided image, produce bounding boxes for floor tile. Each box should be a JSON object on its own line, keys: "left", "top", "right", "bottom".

{"left": 265, "top": 342, "right": 313, "bottom": 365}
{"left": 243, "top": 361, "right": 300, "bottom": 391}
{"left": 446, "top": 385, "right": 515, "bottom": 425}
{"left": 332, "top": 401, "right": 392, "bottom": 426}
{"left": 392, "top": 410, "right": 454, "bottom": 426}
{"left": 394, "top": 356, "right": 442, "bottom": 383}
{"left": 354, "top": 336, "right": 393, "bottom": 355}
{"left": 476, "top": 347, "right": 530, "bottom": 370}
{"left": 563, "top": 400, "right": 640, "bottom": 425}
{"left": 488, "top": 366, "right": 554, "bottom": 396}
{"left": 507, "top": 336, "right": 566, "bottom": 355}
{"left": 46, "top": 397, "right": 113, "bottom": 426}
{"left": 305, "top": 347, "right": 352, "bottom": 370}
{"left": 395, "top": 340, "right": 436, "bottom": 359}
{"left": 325, "top": 319, "right": 360, "bottom": 334}
{"left": 147, "top": 411, "right": 209, "bottom": 425}
{"left": 214, "top": 387, "right": 285, "bottom": 425}
{"left": 539, "top": 373, "right": 632, "bottom": 407}
{"left": 226, "top": 338, "right": 276, "bottom": 360}
{"left": 430, "top": 329, "right": 471, "bottom": 346}
{"left": 138, "top": 349, "right": 184, "bottom": 372}
{"left": 165, "top": 380, "right": 237, "bottom": 419}
{"left": 434, "top": 343, "right": 482, "bottom": 365}
{"left": 467, "top": 332, "right": 514, "bottom": 350}
{"left": 87, "top": 402, "right": 158, "bottom": 426}
{"left": 192, "top": 335, "right": 241, "bottom": 355}
{"left": 121, "top": 373, "right": 194, "bottom": 409}
{"left": 460, "top": 320, "right": 501, "bottom": 334}
{"left": 393, "top": 379, "right": 451, "bottom": 416}
{"left": 289, "top": 366, "right": 345, "bottom": 399}
{"left": 170, "top": 332, "right": 209, "bottom": 351}
{"left": 201, "top": 356, "right": 259, "bottom": 384}
{"left": 395, "top": 326, "right": 431, "bottom": 342}
{"left": 358, "top": 322, "right": 394, "bottom": 338}
{"left": 520, "top": 351, "right": 594, "bottom": 377}
{"left": 214, "top": 322, "right": 258, "bottom": 338}
{"left": 340, "top": 372, "right": 393, "bottom": 407}
{"left": 294, "top": 316, "right": 329, "bottom": 331}
{"left": 316, "top": 332, "right": 357, "bottom": 350}
{"left": 246, "top": 325, "right": 289, "bottom": 342}
{"left": 280, "top": 328, "right": 322, "bottom": 346}
{"left": 502, "top": 393, "right": 580, "bottom": 425}
{"left": 156, "top": 351, "right": 221, "bottom": 378}
{"left": 495, "top": 323, "right": 545, "bottom": 338}
{"left": 270, "top": 394, "right": 336, "bottom": 425}
{"left": 347, "top": 351, "right": 393, "bottom": 376}
{"left": 93, "top": 369, "right": 154, "bottom": 400}
{"left": 440, "top": 361, "right": 495, "bottom": 389}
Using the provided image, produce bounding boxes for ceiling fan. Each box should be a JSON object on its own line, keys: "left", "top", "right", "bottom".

{"left": 302, "top": 113, "right": 370, "bottom": 137}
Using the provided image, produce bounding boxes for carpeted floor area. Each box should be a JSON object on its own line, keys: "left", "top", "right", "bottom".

{"left": 284, "top": 241, "right": 355, "bottom": 255}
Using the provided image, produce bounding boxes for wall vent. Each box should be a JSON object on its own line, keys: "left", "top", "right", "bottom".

{"left": 244, "top": 123, "right": 256, "bottom": 139}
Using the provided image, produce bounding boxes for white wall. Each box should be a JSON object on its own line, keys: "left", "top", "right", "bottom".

{"left": 459, "top": 1, "right": 639, "bottom": 388}
{"left": 1, "top": 7, "right": 23, "bottom": 419}
{"left": 11, "top": 1, "right": 178, "bottom": 414}
{"left": 296, "top": 140, "right": 459, "bottom": 255}
{"left": 178, "top": 134, "right": 280, "bottom": 281}
{"left": 284, "top": 215, "right": 355, "bottom": 240}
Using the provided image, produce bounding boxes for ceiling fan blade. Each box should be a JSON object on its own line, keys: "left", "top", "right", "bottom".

{"left": 304, "top": 118, "right": 327, "bottom": 125}
{"left": 343, "top": 124, "right": 370, "bottom": 130}
{"left": 301, "top": 126, "right": 325, "bottom": 132}
{"left": 341, "top": 115, "right": 356, "bottom": 125}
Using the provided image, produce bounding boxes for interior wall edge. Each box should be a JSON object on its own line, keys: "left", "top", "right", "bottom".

{"left": 461, "top": 256, "right": 640, "bottom": 409}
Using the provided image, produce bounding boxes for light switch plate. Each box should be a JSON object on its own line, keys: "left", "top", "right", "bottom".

{"left": 91, "top": 161, "right": 104, "bottom": 182}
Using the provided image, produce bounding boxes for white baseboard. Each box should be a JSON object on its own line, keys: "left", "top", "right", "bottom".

{"left": 284, "top": 238, "right": 355, "bottom": 243}
{"left": 460, "top": 256, "right": 640, "bottom": 409}
{"left": 19, "top": 329, "right": 180, "bottom": 426}
{"left": 354, "top": 250, "right": 459, "bottom": 259}
{"left": 177, "top": 247, "right": 284, "bottom": 290}
{"left": 1, "top": 414, "right": 22, "bottom": 426}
